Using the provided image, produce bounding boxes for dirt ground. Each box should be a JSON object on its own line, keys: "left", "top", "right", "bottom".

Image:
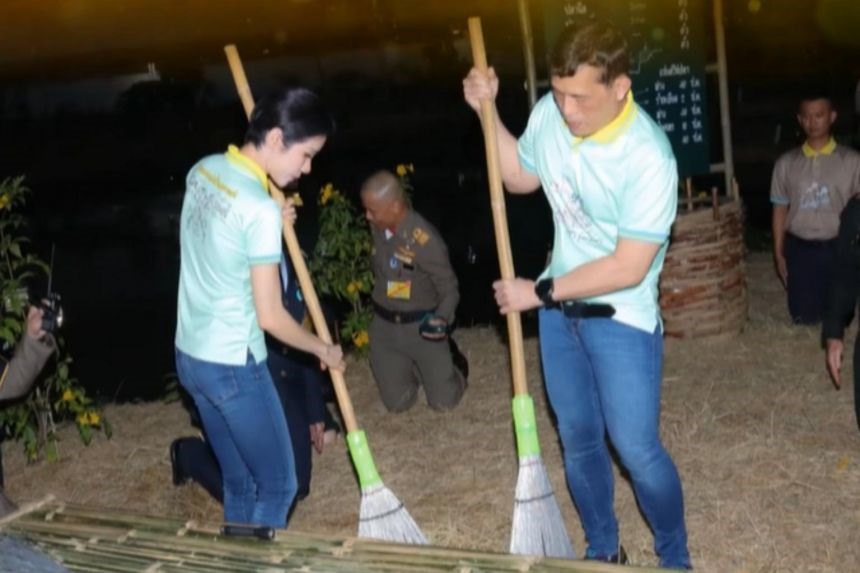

{"left": 3, "top": 252, "right": 859, "bottom": 572}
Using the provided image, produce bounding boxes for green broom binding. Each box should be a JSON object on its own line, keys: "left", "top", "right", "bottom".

{"left": 224, "top": 44, "right": 427, "bottom": 545}
{"left": 348, "top": 431, "right": 427, "bottom": 544}
{"left": 467, "top": 18, "right": 575, "bottom": 558}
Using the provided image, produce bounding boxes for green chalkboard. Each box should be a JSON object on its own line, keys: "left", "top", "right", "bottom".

{"left": 540, "top": 0, "right": 711, "bottom": 177}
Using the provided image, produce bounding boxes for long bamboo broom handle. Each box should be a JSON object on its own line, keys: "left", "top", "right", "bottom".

{"left": 224, "top": 44, "right": 358, "bottom": 433}
{"left": 467, "top": 19, "right": 528, "bottom": 397}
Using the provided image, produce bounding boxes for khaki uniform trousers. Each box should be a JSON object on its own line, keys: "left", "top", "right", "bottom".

{"left": 369, "top": 315, "right": 465, "bottom": 412}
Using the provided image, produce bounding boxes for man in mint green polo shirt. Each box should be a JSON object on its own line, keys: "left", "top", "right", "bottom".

{"left": 464, "top": 22, "right": 690, "bottom": 569}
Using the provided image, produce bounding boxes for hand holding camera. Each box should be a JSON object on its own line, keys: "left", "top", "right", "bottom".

{"left": 25, "top": 293, "right": 63, "bottom": 340}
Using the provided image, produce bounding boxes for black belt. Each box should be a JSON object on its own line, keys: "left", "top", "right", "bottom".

{"left": 373, "top": 301, "right": 434, "bottom": 324}
{"left": 547, "top": 300, "right": 616, "bottom": 319}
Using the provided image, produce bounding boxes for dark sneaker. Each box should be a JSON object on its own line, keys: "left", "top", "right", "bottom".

{"left": 585, "top": 545, "right": 628, "bottom": 565}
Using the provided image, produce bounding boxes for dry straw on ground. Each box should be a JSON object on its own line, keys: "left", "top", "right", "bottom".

{"left": 4, "top": 252, "right": 859, "bottom": 572}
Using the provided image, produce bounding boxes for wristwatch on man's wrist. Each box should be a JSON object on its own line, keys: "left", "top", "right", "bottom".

{"left": 534, "top": 278, "right": 555, "bottom": 307}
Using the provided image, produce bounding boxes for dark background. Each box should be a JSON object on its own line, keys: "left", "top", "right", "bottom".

{"left": 1, "top": 0, "right": 859, "bottom": 401}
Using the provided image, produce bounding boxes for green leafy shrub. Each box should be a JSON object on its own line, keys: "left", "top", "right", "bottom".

{"left": 308, "top": 183, "right": 374, "bottom": 354}
{"left": 0, "top": 176, "right": 111, "bottom": 462}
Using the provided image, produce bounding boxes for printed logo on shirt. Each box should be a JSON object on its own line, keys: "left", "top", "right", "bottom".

{"left": 185, "top": 173, "right": 232, "bottom": 239}
{"left": 545, "top": 179, "right": 599, "bottom": 243}
{"left": 799, "top": 182, "right": 831, "bottom": 210}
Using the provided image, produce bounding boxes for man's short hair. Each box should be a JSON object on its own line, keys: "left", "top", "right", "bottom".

{"left": 549, "top": 21, "right": 629, "bottom": 84}
{"left": 361, "top": 170, "right": 405, "bottom": 203}
{"left": 799, "top": 89, "right": 833, "bottom": 109}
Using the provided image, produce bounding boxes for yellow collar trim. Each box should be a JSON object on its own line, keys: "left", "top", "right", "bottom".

{"left": 226, "top": 145, "right": 268, "bottom": 190}
{"left": 572, "top": 91, "right": 636, "bottom": 145}
{"left": 802, "top": 137, "right": 836, "bottom": 158}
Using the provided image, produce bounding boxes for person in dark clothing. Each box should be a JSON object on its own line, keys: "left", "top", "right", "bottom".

{"left": 822, "top": 196, "right": 860, "bottom": 432}
{"left": 170, "top": 251, "right": 340, "bottom": 506}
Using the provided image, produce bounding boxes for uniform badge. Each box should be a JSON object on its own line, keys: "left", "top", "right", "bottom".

{"left": 412, "top": 227, "right": 430, "bottom": 245}
{"left": 393, "top": 251, "right": 413, "bottom": 265}
{"left": 386, "top": 280, "right": 412, "bottom": 300}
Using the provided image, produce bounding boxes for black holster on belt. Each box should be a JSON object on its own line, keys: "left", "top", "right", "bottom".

{"left": 547, "top": 300, "right": 616, "bottom": 318}
{"left": 373, "top": 301, "right": 434, "bottom": 324}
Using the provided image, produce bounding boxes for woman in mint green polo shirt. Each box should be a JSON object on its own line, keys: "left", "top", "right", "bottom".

{"left": 175, "top": 87, "right": 344, "bottom": 529}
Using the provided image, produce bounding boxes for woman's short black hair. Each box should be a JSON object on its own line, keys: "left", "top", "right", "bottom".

{"left": 244, "top": 87, "right": 335, "bottom": 147}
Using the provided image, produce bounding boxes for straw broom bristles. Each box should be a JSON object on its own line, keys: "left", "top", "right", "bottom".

{"left": 348, "top": 430, "right": 427, "bottom": 545}
{"left": 510, "top": 455, "right": 574, "bottom": 558}
{"left": 357, "top": 484, "right": 427, "bottom": 544}
{"left": 509, "top": 396, "right": 575, "bottom": 558}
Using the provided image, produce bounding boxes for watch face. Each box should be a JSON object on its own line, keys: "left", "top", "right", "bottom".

{"left": 536, "top": 279, "right": 553, "bottom": 303}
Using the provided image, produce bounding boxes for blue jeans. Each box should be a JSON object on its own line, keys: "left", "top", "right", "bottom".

{"left": 539, "top": 310, "right": 690, "bottom": 569}
{"left": 175, "top": 348, "right": 297, "bottom": 528}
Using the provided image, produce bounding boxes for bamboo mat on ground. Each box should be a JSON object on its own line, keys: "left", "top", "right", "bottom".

{"left": 0, "top": 496, "right": 667, "bottom": 573}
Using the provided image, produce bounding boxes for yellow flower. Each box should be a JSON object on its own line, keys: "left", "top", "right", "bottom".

{"left": 76, "top": 410, "right": 101, "bottom": 426}
{"left": 320, "top": 183, "right": 334, "bottom": 205}
{"left": 352, "top": 330, "right": 369, "bottom": 348}
{"left": 396, "top": 164, "right": 408, "bottom": 177}
{"left": 0, "top": 193, "right": 10, "bottom": 210}
{"left": 346, "top": 282, "right": 357, "bottom": 295}
{"left": 62, "top": 389, "right": 75, "bottom": 402}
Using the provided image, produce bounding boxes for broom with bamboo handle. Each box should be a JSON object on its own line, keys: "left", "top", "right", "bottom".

{"left": 467, "top": 18, "right": 575, "bottom": 558}
{"left": 223, "top": 44, "right": 427, "bottom": 545}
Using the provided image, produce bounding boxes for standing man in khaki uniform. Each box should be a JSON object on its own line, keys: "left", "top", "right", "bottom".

{"left": 361, "top": 170, "right": 466, "bottom": 412}
{"left": 771, "top": 92, "right": 860, "bottom": 324}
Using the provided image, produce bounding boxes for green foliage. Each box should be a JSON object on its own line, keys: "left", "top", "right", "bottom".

{"left": 0, "top": 176, "right": 110, "bottom": 462}
{"left": 309, "top": 183, "right": 374, "bottom": 354}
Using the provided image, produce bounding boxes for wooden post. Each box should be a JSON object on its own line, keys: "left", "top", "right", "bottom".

{"left": 685, "top": 178, "right": 694, "bottom": 212}
{"left": 517, "top": 0, "right": 538, "bottom": 109}
{"left": 731, "top": 176, "right": 740, "bottom": 202}
{"left": 711, "top": 186, "right": 720, "bottom": 220}
{"left": 714, "top": 0, "right": 735, "bottom": 195}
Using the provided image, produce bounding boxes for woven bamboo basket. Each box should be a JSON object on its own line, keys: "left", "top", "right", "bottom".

{"left": 659, "top": 185, "right": 747, "bottom": 339}
{"left": 0, "top": 496, "right": 668, "bottom": 572}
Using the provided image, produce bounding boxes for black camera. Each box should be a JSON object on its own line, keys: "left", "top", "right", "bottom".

{"left": 39, "top": 293, "right": 64, "bottom": 333}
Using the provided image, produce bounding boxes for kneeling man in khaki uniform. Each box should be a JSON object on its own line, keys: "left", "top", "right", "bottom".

{"left": 361, "top": 170, "right": 466, "bottom": 412}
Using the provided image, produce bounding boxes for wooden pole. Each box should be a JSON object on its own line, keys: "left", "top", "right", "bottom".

{"left": 467, "top": 18, "right": 529, "bottom": 397}
{"left": 223, "top": 45, "right": 358, "bottom": 434}
{"left": 711, "top": 186, "right": 720, "bottom": 220}
{"left": 685, "top": 177, "right": 694, "bottom": 212}
{"left": 714, "top": 0, "right": 735, "bottom": 195}
{"left": 516, "top": 0, "right": 538, "bottom": 109}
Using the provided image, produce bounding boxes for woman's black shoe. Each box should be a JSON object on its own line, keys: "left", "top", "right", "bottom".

{"left": 169, "top": 439, "right": 188, "bottom": 486}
